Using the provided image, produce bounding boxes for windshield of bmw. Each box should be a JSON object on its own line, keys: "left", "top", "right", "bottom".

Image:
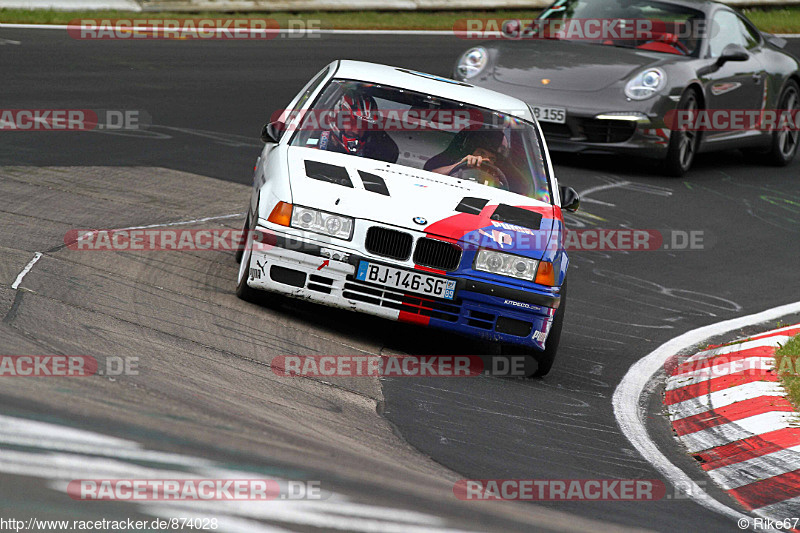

{"left": 288, "top": 79, "right": 552, "bottom": 204}
{"left": 535, "top": 0, "right": 705, "bottom": 57}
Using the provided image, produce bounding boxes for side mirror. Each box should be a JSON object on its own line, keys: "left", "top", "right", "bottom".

{"left": 717, "top": 44, "right": 749, "bottom": 66}
{"left": 560, "top": 186, "right": 580, "bottom": 213}
{"left": 261, "top": 121, "right": 283, "bottom": 143}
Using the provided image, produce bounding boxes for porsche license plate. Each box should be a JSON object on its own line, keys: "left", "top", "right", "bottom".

{"left": 356, "top": 262, "right": 456, "bottom": 300}
{"left": 532, "top": 105, "right": 566, "bottom": 124}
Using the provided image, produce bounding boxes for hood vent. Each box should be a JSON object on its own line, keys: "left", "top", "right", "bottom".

{"left": 455, "top": 197, "right": 489, "bottom": 214}
{"left": 359, "top": 171, "right": 390, "bottom": 196}
{"left": 304, "top": 160, "right": 353, "bottom": 188}
{"left": 490, "top": 204, "right": 543, "bottom": 230}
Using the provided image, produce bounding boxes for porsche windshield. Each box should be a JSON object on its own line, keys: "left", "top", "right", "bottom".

{"left": 536, "top": 0, "right": 705, "bottom": 57}
{"left": 288, "top": 79, "right": 552, "bottom": 204}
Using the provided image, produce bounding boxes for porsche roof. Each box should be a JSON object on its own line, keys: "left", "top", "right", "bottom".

{"left": 538, "top": 0, "right": 728, "bottom": 15}
{"left": 650, "top": 0, "right": 725, "bottom": 11}
{"left": 331, "top": 60, "right": 535, "bottom": 122}
{"left": 654, "top": 0, "right": 722, "bottom": 9}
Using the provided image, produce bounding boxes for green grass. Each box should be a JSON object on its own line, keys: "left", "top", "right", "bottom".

{"left": 774, "top": 334, "right": 800, "bottom": 408}
{"left": 743, "top": 7, "right": 800, "bottom": 35}
{"left": 0, "top": 8, "right": 543, "bottom": 29}
{"left": 1, "top": 7, "right": 799, "bottom": 33}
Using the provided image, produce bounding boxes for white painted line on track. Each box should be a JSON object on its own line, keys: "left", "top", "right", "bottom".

{"left": 576, "top": 181, "right": 630, "bottom": 207}
{"left": 10, "top": 252, "right": 42, "bottom": 290}
{"left": 9, "top": 213, "right": 242, "bottom": 290}
{"left": 0, "top": 414, "right": 473, "bottom": 532}
{"left": 613, "top": 300, "right": 800, "bottom": 530}
{"left": 80, "top": 212, "right": 243, "bottom": 236}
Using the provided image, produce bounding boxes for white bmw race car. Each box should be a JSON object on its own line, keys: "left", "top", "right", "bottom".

{"left": 236, "top": 60, "right": 579, "bottom": 376}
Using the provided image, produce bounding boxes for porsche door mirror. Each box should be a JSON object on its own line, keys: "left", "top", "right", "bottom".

{"left": 261, "top": 121, "right": 283, "bottom": 143}
{"left": 717, "top": 44, "right": 749, "bottom": 66}
{"left": 560, "top": 186, "right": 580, "bottom": 213}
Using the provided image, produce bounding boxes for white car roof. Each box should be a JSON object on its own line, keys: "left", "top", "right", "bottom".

{"left": 332, "top": 60, "right": 534, "bottom": 122}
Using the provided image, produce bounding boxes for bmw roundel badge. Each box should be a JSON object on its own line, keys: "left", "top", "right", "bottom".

{"left": 413, "top": 217, "right": 427, "bottom": 225}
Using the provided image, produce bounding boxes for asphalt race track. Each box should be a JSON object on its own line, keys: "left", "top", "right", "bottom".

{"left": 2, "top": 27, "right": 800, "bottom": 532}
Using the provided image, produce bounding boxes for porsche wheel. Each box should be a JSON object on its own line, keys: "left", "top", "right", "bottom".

{"left": 765, "top": 80, "right": 800, "bottom": 167}
{"left": 664, "top": 89, "right": 701, "bottom": 177}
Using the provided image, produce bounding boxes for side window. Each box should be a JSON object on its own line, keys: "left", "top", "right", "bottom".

{"left": 738, "top": 16, "right": 762, "bottom": 50}
{"left": 708, "top": 11, "right": 746, "bottom": 58}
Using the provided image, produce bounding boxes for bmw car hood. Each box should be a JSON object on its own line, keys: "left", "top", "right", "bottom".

{"left": 285, "top": 146, "right": 557, "bottom": 259}
{"left": 490, "top": 40, "right": 672, "bottom": 91}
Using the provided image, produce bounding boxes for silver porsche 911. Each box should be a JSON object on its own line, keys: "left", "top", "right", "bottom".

{"left": 453, "top": 0, "right": 800, "bottom": 175}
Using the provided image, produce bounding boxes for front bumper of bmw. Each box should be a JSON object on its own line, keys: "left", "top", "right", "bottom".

{"left": 245, "top": 226, "right": 560, "bottom": 351}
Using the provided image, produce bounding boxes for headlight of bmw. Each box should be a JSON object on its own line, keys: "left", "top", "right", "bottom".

{"left": 457, "top": 47, "right": 488, "bottom": 79}
{"left": 291, "top": 206, "right": 354, "bottom": 241}
{"left": 625, "top": 68, "right": 666, "bottom": 100}
{"left": 474, "top": 249, "right": 538, "bottom": 281}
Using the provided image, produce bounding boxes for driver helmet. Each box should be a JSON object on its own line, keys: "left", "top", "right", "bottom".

{"left": 331, "top": 89, "right": 380, "bottom": 153}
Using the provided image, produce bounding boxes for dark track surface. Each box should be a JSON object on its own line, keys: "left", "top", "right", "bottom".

{"left": 3, "top": 27, "right": 800, "bottom": 532}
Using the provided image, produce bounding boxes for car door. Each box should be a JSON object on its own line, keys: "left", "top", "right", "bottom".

{"left": 701, "top": 9, "right": 766, "bottom": 142}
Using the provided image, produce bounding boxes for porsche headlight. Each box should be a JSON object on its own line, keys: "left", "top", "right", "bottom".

{"left": 474, "top": 249, "right": 538, "bottom": 281}
{"left": 291, "top": 206, "right": 354, "bottom": 240}
{"left": 625, "top": 68, "right": 666, "bottom": 100}
{"left": 457, "top": 47, "right": 488, "bottom": 79}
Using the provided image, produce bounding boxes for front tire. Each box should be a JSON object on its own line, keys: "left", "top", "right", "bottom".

{"left": 501, "top": 278, "right": 567, "bottom": 378}
{"left": 234, "top": 208, "right": 250, "bottom": 265}
{"left": 664, "top": 89, "right": 701, "bottom": 177}
{"left": 235, "top": 227, "right": 261, "bottom": 303}
{"left": 530, "top": 278, "right": 567, "bottom": 377}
